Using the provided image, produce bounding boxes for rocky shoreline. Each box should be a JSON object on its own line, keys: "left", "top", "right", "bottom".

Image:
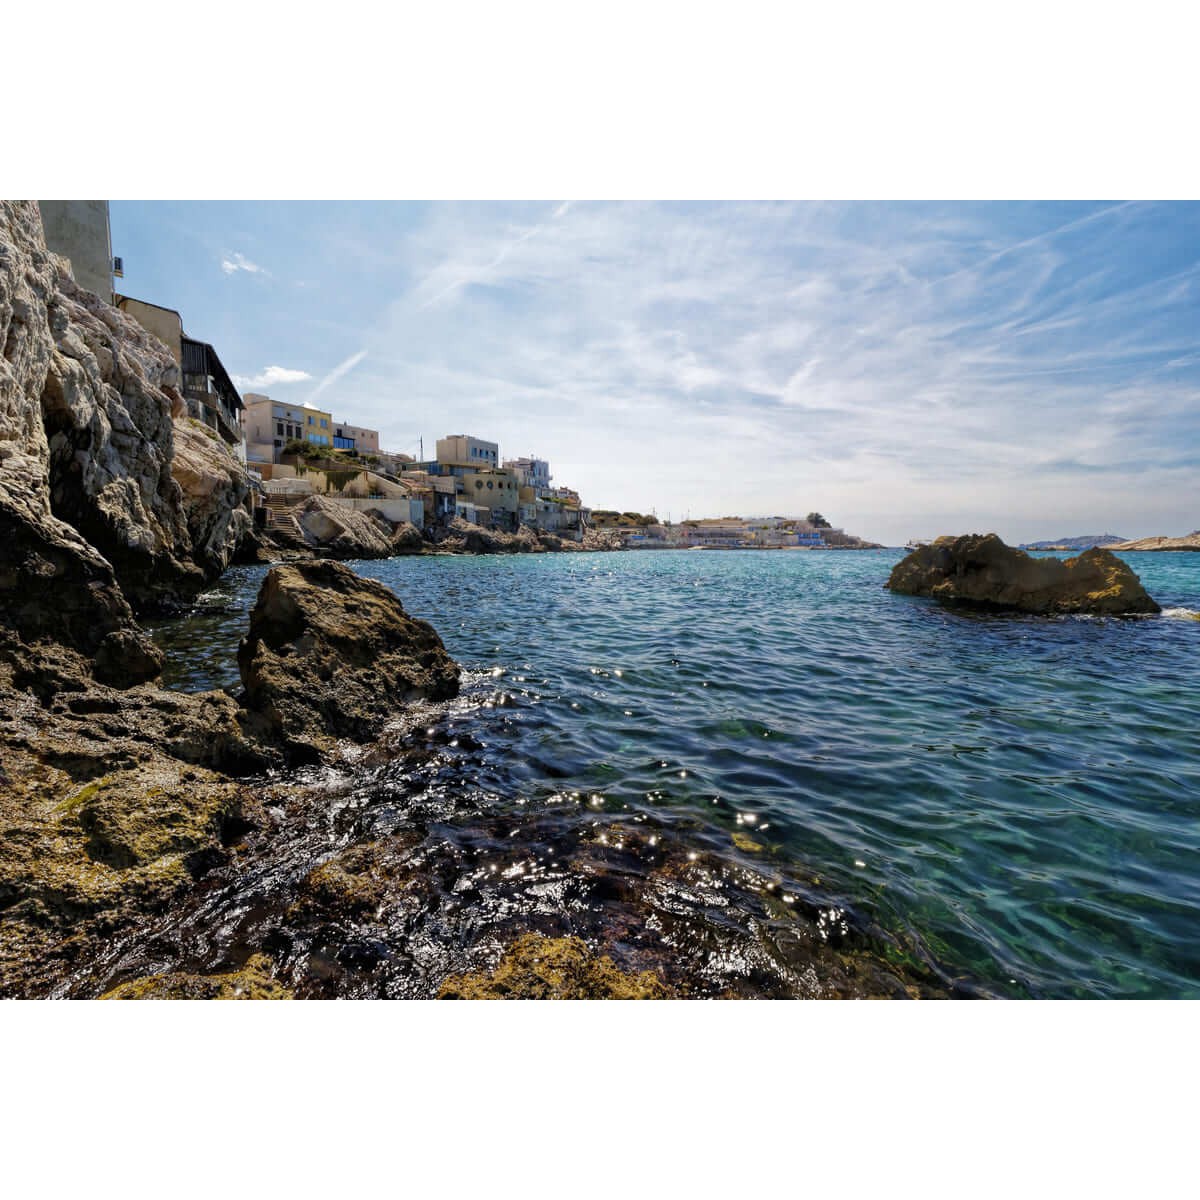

{"left": 2, "top": 200, "right": 959, "bottom": 999}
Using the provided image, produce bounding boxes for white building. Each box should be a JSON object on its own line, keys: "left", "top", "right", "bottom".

{"left": 503, "top": 456, "right": 551, "bottom": 492}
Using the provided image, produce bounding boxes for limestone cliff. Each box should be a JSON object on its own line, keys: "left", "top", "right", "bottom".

{"left": 171, "top": 416, "right": 254, "bottom": 577}
{"left": 0, "top": 202, "right": 162, "bottom": 683}
{"left": 1, "top": 198, "right": 255, "bottom": 624}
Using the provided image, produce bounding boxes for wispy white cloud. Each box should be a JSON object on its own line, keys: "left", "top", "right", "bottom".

{"left": 231, "top": 364, "right": 312, "bottom": 390}
{"left": 221, "top": 251, "right": 266, "bottom": 276}
{"left": 278, "top": 200, "right": 1200, "bottom": 543}
{"left": 310, "top": 349, "right": 368, "bottom": 400}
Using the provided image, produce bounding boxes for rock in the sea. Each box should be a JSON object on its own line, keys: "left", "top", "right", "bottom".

{"left": 283, "top": 494, "right": 394, "bottom": 559}
{"left": 887, "top": 533, "right": 1161, "bottom": 615}
{"left": 238, "top": 560, "right": 459, "bottom": 756}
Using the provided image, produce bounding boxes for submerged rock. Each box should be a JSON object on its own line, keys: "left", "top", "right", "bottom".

{"left": 887, "top": 533, "right": 1160, "bottom": 615}
{"left": 438, "top": 933, "right": 674, "bottom": 999}
{"left": 237, "top": 560, "right": 460, "bottom": 756}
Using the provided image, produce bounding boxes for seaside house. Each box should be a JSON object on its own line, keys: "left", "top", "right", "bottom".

{"left": 112, "top": 295, "right": 243, "bottom": 455}
{"left": 503, "top": 456, "right": 551, "bottom": 491}
{"left": 331, "top": 419, "right": 380, "bottom": 455}
{"left": 436, "top": 434, "right": 499, "bottom": 469}
{"left": 461, "top": 468, "right": 521, "bottom": 530}
{"left": 243, "top": 394, "right": 334, "bottom": 463}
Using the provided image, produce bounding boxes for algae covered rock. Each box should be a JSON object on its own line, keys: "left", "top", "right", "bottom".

{"left": 237, "top": 560, "right": 460, "bottom": 755}
{"left": 102, "top": 955, "right": 291, "bottom": 1000}
{"left": 438, "top": 933, "right": 674, "bottom": 999}
{"left": 886, "top": 533, "right": 1160, "bottom": 615}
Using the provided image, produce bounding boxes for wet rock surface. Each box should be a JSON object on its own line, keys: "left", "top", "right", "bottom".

{"left": 102, "top": 954, "right": 292, "bottom": 999}
{"left": 237, "top": 561, "right": 460, "bottom": 757}
{"left": 887, "top": 533, "right": 1160, "bottom": 615}
{"left": 438, "top": 933, "right": 673, "bottom": 999}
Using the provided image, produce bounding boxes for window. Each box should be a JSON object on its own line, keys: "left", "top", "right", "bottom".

{"left": 276, "top": 422, "right": 283, "bottom": 436}
{"left": 307, "top": 415, "right": 314, "bottom": 425}
{"left": 320, "top": 419, "right": 328, "bottom": 428}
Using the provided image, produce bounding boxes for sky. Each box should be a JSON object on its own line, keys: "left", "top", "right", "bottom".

{"left": 108, "top": 200, "right": 1200, "bottom": 546}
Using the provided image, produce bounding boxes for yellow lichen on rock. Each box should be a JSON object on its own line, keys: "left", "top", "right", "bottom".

{"left": 102, "top": 955, "right": 292, "bottom": 1000}
{"left": 438, "top": 933, "right": 674, "bottom": 999}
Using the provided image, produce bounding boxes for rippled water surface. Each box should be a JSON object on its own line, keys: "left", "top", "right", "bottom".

{"left": 151, "top": 550, "right": 1200, "bottom": 998}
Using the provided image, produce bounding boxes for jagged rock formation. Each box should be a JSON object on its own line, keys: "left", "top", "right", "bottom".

{"left": 269, "top": 494, "right": 394, "bottom": 559}
{"left": 887, "top": 533, "right": 1161, "bottom": 615}
{"left": 383, "top": 517, "right": 424, "bottom": 554}
{"left": 2, "top": 200, "right": 255, "bottom": 626}
{"left": 1109, "top": 531, "right": 1200, "bottom": 552}
{"left": 1, "top": 202, "right": 164, "bottom": 682}
{"left": 40, "top": 270, "right": 203, "bottom": 610}
{"left": 0, "top": 559, "right": 462, "bottom": 996}
{"left": 171, "top": 416, "right": 254, "bottom": 576}
{"left": 238, "top": 560, "right": 460, "bottom": 759}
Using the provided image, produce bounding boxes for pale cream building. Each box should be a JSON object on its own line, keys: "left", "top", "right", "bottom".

{"left": 437, "top": 434, "right": 499, "bottom": 468}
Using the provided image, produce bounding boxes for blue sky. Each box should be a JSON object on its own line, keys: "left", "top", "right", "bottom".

{"left": 109, "top": 200, "right": 1200, "bottom": 545}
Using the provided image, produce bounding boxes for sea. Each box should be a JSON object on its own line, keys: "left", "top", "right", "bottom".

{"left": 144, "top": 548, "right": 1200, "bottom": 999}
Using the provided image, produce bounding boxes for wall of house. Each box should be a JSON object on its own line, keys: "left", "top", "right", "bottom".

{"left": 332, "top": 421, "right": 381, "bottom": 453}
{"left": 461, "top": 470, "right": 520, "bottom": 513}
{"left": 38, "top": 200, "right": 113, "bottom": 300}
{"left": 437, "top": 435, "right": 499, "bottom": 467}
{"left": 114, "top": 296, "right": 183, "bottom": 363}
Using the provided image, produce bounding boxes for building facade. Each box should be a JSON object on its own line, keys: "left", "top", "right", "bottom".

{"left": 243, "top": 394, "right": 334, "bottom": 463}
{"left": 436, "top": 434, "right": 499, "bottom": 468}
{"left": 331, "top": 419, "right": 380, "bottom": 454}
{"left": 503, "top": 456, "right": 551, "bottom": 491}
{"left": 38, "top": 200, "right": 114, "bottom": 300}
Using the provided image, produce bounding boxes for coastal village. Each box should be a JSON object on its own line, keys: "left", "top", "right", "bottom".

{"left": 34, "top": 201, "right": 877, "bottom": 555}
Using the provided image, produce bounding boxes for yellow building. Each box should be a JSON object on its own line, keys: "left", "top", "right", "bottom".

{"left": 461, "top": 468, "right": 520, "bottom": 519}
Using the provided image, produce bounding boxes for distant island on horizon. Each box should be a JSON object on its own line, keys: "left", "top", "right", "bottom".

{"left": 1019, "top": 534, "right": 1127, "bottom": 551}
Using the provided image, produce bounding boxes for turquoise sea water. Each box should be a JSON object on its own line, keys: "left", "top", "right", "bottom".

{"left": 154, "top": 549, "right": 1200, "bottom": 998}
